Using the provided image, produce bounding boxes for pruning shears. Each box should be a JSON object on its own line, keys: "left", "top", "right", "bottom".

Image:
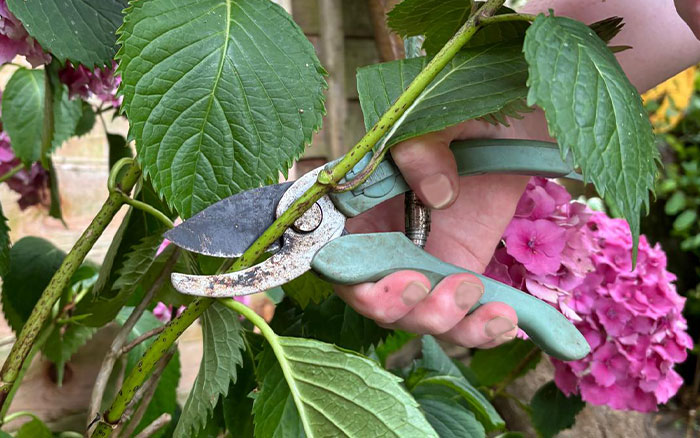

{"left": 165, "top": 139, "right": 591, "bottom": 361}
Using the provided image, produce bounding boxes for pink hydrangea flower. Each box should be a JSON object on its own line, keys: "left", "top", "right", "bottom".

{"left": 0, "top": 131, "right": 49, "bottom": 209}
{"left": 58, "top": 61, "right": 122, "bottom": 107}
{"left": 152, "top": 302, "right": 186, "bottom": 324}
{"left": 0, "top": 0, "right": 50, "bottom": 66}
{"left": 485, "top": 177, "right": 692, "bottom": 412}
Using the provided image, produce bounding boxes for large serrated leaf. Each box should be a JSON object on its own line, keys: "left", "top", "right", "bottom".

{"left": 117, "top": 0, "right": 326, "bottom": 217}
{"left": 523, "top": 14, "right": 657, "bottom": 258}
{"left": 387, "top": 0, "right": 473, "bottom": 55}
{"left": 174, "top": 302, "right": 245, "bottom": 438}
{"left": 253, "top": 337, "right": 437, "bottom": 438}
{"left": 6, "top": 0, "right": 126, "bottom": 67}
{"left": 356, "top": 41, "right": 529, "bottom": 147}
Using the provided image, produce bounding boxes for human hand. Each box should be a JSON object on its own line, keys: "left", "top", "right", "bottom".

{"left": 337, "top": 112, "right": 552, "bottom": 349}
{"left": 676, "top": 0, "right": 700, "bottom": 39}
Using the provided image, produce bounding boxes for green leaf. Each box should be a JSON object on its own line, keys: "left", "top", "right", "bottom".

{"left": 6, "top": 0, "right": 126, "bottom": 67}
{"left": 387, "top": 0, "right": 473, "bottom": 55}
{"left": 413, "top": 375, "right": 504, "bottom": 432}
{"left": 253, "top": 337, "right": 437, "bottom": 437}
{"left": 2, "top": 67, "right": 82, "bottom": 165}
{"left": 529, "top": 381, "right": 584, "bottom": 438}
{"left": 469, "top": 339, "right": 540, "bottom": 386}
{"left": 416, "top": 394, "right": 485, "bottom": 438}
{"left": 117, "top": 0, "right": 326, "bottom": 218}
{"left": 43, "top": 323, "right": 97, "bottom": 385}
{"left": 74, "top": 102, "right": 97, "bottom": 137}
{"left": 16, "top": 418, "right": 51, "bottom": 438}
{"left": 282, "top": 271, "right": 333, "bottom": 309}
{"left": 523, "top": 14, "right": 657, "bottom": 259}
{"left": 356, "top": 41, "right": 529, "bottom": 147}
{"left": 112, "top": 234, "right": 164, "bottom": 294}
{"left": 2, "top": 68, "right": 44, "bottom": 164}
{"left": 665, "top": 191, "right": 687, "bottom": 215}
{"left": 418, "top": 335, "right": 462, "bottom": 377}
{"left": 673, "top": 209, "right": 697, "bottom": 232}
{"left": 1, "top": 237, "right": 65, "bottom": 333}
{"left": 0, "top": 203, "right": 10, "bottom": 278}
{"left": 174, "top": 302, "right": 245, "bottom": 438}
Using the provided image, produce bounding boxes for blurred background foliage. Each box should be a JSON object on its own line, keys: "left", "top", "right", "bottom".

{"left": 641, "top": 66, "right": 700, "bottom": 403}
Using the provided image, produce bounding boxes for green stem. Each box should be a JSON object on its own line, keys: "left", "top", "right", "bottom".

{"left": 119, "top": 196, "right": 174, "bottom": 229}
{"left": 0, "top": 162, "right": 141, "bottom": 414}
{"left": 221, "top": 299, "right": 313, "bottom": 432}
{"left": 2, "top": 410, "right": 40, "bottom": 424}
{"left": 0, "top": 324, "right": 53, "bottom": 421}
{"left": 479, "top": 12, "right": 536, "bottom": 25}
{"left": 90, "top": 1, "right": 506, "bottom": 435}
{"left": 0, "top": 165, "right": 23, "bottom": 184}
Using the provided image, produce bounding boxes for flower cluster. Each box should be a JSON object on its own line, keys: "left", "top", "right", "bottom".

{"left": 0, "top": 0, "right": 49, "bottom": 67}
{"left": 0, "top": 131, "right": 49, "bottom": 209}
{"left": 485, "top": 177, "right": 692, "bottom": 412}
{"left": 58, "top": 61, "right": 122, "bottom": 107}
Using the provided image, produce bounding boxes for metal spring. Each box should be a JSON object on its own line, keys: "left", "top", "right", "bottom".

{"left": 404, "top": 191, "right": 431, "bottom": 248}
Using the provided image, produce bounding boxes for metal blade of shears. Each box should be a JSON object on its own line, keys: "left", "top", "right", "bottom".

{"left": 164, "top": 182, "right": 293, "bottom": 258}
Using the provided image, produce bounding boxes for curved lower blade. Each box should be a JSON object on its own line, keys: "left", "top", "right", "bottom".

{"left": 164, "top": 182, "right": 293, "bottom": 258}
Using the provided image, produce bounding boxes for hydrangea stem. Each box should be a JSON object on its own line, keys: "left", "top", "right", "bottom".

{"left": 0, "top": 162, "right": 142, "bottom": 415}
{"left": 90, "top": 1, "right": 507, "bottom": 435}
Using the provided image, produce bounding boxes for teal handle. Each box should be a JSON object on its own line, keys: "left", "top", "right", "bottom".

{"left": 330, "top": 139, "right": 579, "bottom": 217}
{"left": 311, "top": 232, "right": 590, "bottom": 361}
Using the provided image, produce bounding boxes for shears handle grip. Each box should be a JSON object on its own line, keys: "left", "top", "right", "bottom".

{"left": 331, "top": 139, "right": 579, "bottom": 217}
{"left": 311, "top": 232, "right": 590, "bottom": 361}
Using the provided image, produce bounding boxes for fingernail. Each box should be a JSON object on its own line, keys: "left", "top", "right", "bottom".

{"left": 485, "top": 317, "right": 516, "bottom": 339}
{"left": 419, "top": 173, "right": 453, "bottom": 209}
{"left": 455, "top": 281, "right": 483, "bottom": 310}
{"left": 402, "top": 282, "right": 429, "bottom": 306}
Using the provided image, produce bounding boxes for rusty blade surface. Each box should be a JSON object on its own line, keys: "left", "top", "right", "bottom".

{"left": 164, "top": 182, "right": 293, "bottom": 258}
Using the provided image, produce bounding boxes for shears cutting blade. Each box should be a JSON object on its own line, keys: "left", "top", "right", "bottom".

{"left": 166, "top": 139, "right": 590, "bottom": 361}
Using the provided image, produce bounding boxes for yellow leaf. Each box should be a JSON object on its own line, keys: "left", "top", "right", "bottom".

{"left": 643, "top": 66, "right": 696, "bottom": 133}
